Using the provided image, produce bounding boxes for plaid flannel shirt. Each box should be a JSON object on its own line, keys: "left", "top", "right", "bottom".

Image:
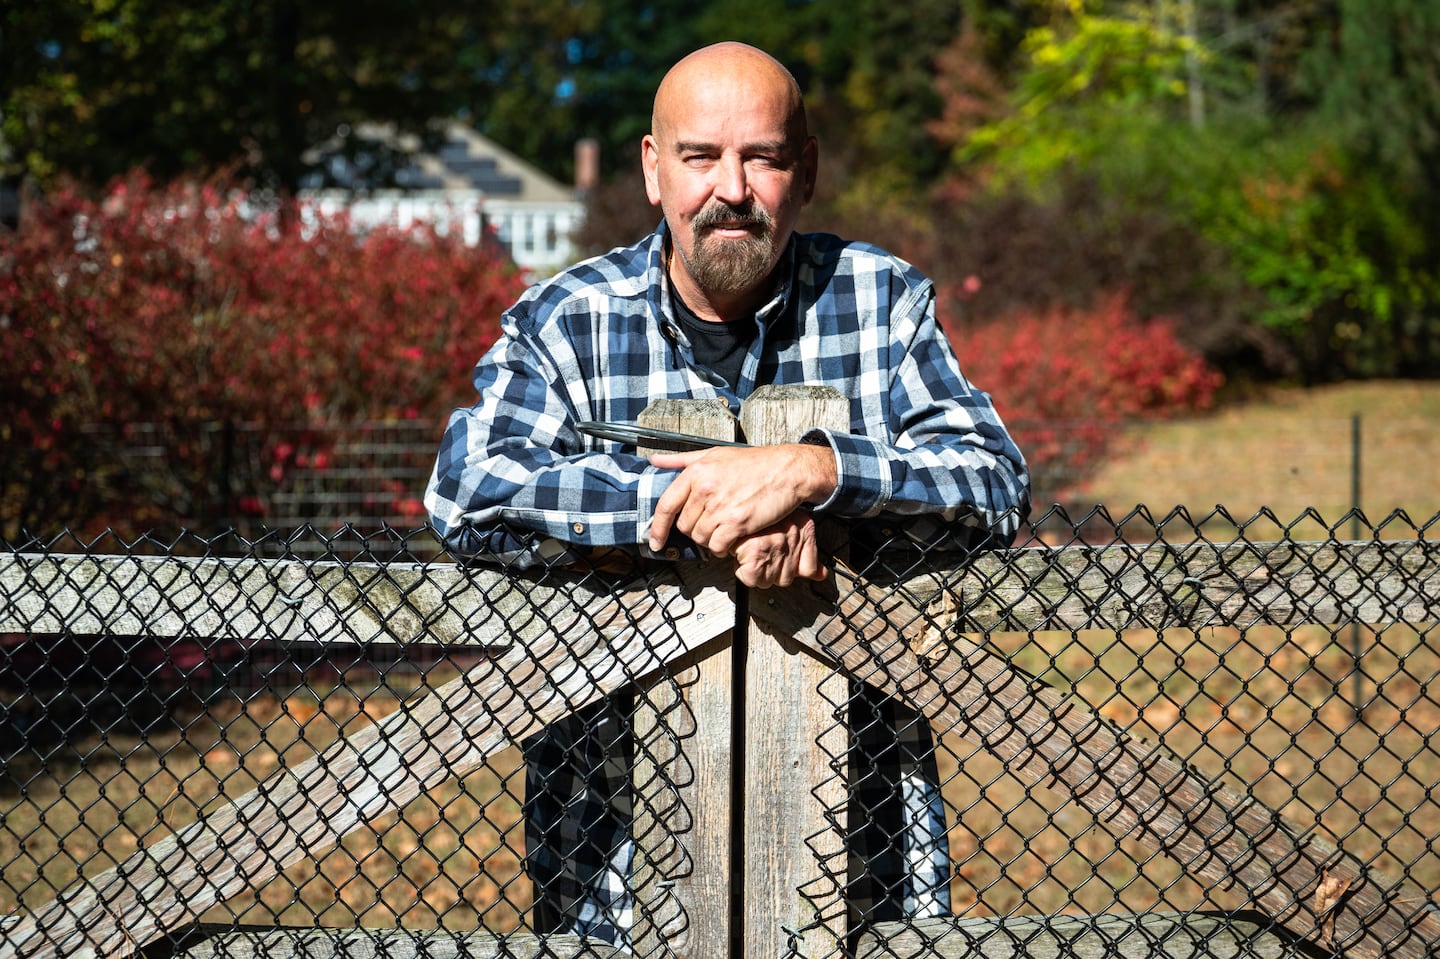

{"left": 425, "top": 224, "right": 1029, "bottom": 944}
{"left": 425, "top": 224, "right": 1029, "bottom": 559}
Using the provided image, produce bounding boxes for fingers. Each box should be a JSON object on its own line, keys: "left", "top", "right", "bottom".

{"left": 647, "top": 445, "right": 822, "bottom": 554}
{"left": 732, "top": 516, "right": 828, "bottom": 589}
{"left": 649, "top": 469, "right": 744, "bottom": 554}
{"left": 647, "top": 454, "right": 725, "bottom": 552}
{"left": 735, "top": 541, "right": 825, "bottom": 588}
{"left": 647, "top": 450, "right": 705, "bottom": 471}
{"left": 648, "top": 470, "right": 688, "bottom": 551}
{"left": 648, "top": 449, "right": 731, "bottom": 551}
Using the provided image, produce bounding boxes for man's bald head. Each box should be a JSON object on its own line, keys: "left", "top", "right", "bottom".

{"left": 651, "top": 42, "right": 808, "bottom": 149}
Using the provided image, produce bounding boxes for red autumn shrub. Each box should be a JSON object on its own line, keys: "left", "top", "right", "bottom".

{"left": 943, "top": 292, "right": 1223, "bottom": 504}
{"left": 1, "top": 170, "right": 526, "bottom": 537}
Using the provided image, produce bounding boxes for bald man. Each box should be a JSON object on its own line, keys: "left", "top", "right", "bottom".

{"left": 427, "top": 42, "right": 1029, "bottom": 943}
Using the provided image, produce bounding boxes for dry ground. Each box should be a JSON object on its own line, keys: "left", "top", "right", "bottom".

{"left": 937, "top": 622, "right": 1439, "bottom": 917}
{"left": 4, "top": 617, "right": 1435, "bottom": 931}
{"left": 1081, "top": 381, "right": 1440, "bottom": 535}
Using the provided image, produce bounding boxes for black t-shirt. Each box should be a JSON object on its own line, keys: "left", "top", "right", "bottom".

{"left": 671, "top": 291, "right": 757, "bottom": 393}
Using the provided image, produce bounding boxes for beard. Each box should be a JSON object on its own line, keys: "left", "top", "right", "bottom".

{"left": 677, "top": 202, "right": 778, "bottom": 296}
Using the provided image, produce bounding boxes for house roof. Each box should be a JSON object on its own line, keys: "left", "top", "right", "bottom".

{"left": 301, "top": 121, "right": 578, "bottom": 206}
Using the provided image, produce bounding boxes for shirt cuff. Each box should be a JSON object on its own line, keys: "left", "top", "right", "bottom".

{"left": 801, "top": 428, "right": 891, "bottom": 517}
{"left": 636, "top": 465, "right": 692, "bottom": 557}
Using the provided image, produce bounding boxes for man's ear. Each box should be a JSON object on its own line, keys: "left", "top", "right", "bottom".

{"left": 641, "top": 135, "right": 663, "bottom": 207}
{"left": 801, "top": 135, "right": 818, "bottom": 204}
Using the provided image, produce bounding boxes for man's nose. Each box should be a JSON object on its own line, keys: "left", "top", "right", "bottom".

{"left": 712, "top": 155, "right": 748, "bottom": 205}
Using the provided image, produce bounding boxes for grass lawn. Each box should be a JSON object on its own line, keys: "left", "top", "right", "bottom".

{"left": 1078, "top": 381, "right": 1440, "bottom": 536}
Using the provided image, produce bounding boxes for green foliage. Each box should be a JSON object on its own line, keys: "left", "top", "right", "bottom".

{"left": 938, "top": 1, "right": 1440, "bottom": 382}
{"left": 1069, "top": 112, "right": 1438, "bottom": 380}
{"left": 1310, "top": 0, "right": 1440, "bottom": 208}
{"left": 957, "top": 0, "right": 1056, "bottom": 73}
{"left": 820, "top": 0, "right": 961, "bottom": 190}
{"left": 491, "top": 0, "right": 694, "bottom": 181}
{"left": 538, "top": 0, "right": 963, "bottom": 192}
{"left": 459, "top": 0, "right": 603, "bottom": 182}
{"left": 957, "top": 3, "right": 1197, "bottom": 188}
{"left": 1, "top": 0, "right": 540, "bottom": 191}
{"left": 3, "top": 0, "right": 974, "bottom": 199}
{"left": 1183, "top": 138, "right": 1437, "bottom": 379}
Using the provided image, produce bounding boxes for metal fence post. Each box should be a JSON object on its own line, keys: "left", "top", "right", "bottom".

{"left": 1350, "top": 411, "right": 1365, "bottom": 717}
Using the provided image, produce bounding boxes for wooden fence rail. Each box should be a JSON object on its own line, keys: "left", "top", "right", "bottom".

{"left": 1, "top": 387, "right": 1438, "bottom": 958}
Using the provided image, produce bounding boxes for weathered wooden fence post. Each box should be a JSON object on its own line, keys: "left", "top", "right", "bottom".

{"left": 739, "top": 385, "right": 850, "bottom": 959}
{"left": 633, "top": 399, "right": 743, "bottom": 958}
{"left": 630, "top": 387, "right": 850, "bottom": 958}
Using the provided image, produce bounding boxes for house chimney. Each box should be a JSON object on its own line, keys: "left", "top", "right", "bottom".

{"left": 574, "top": 138, "right": 599, "bottom": 196}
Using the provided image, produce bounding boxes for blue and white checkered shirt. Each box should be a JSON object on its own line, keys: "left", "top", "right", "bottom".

{"left": 425, "top": 223, "right": 1029, "bottom": 943}
{"left": 424, "top": 223, "right": 1029, "bottom": 558}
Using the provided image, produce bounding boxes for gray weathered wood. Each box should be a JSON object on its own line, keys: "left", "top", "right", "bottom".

{"left": 0, "top": 554, "right": 513, "bottom": 646}
{"left": 857, "top": 913, "right": 1290, "bottom": 959}
{"left": 632, "top": 398, "right": 741, "bottom": 959}
{"left": 951, "top": 538, "right": 1440, "bottom": 632}
{"left": 5, "top": 538, "right": 1431, "bottom": 643}
{"left": 739, "top": 384, "right": 851, "bottom": 959}
{"left": 151, "top": 911, "right": 1286, "bottom": 959}
{"left": 173, "top": 928, "right": 618, "bottom": 958}
{"left": 755, "top": 566, "right": 1440, "bottom": 959}
{"left": 632, "top": 397, "right": 742, "bottom": 459}
{"left": 1, "top": 563, "right": 738, "bottom": 959}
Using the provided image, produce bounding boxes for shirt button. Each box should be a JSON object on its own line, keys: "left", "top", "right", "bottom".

{"left": 664, "top": 547, "right": 680, "bottom": 559}
{"left": 572, "top": 522, "right": 586, "bottom": 535}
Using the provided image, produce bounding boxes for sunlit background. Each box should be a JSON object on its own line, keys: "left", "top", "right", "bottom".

{"left": 5, "top": 0, "right": 1439, "bottom": 537}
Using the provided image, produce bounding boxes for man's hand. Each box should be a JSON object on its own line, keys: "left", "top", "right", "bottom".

{"left": 647, "top": 443, "right": 837, "bottom": 557}
{"left": 732, "top": 514, "right": 828, "bottom": 588}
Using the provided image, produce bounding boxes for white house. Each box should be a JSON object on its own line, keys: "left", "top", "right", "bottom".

{"left": 300, "top": 122, "right": 589, "bottom": 277}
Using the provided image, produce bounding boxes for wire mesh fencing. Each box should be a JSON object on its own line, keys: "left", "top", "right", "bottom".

{"left": 0, "top": 509, "right": 1437, "bottom": 959}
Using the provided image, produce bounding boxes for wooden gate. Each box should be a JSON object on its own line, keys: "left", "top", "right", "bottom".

{"left": 3, "top": 387, "right": 1438, "bottom": 958}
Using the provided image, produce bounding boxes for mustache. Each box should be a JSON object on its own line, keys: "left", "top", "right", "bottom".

{"left": 692, "top": 203, "right": 774, "bottom": 233}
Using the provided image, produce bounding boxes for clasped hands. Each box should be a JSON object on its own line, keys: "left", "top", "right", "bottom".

{"left": 647, "top": 443, "right": 837, "bottom": 589}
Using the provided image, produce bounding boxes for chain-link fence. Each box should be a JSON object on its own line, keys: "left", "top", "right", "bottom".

{"left": 2, "top": 508, "right": 1436, "bottom": 958}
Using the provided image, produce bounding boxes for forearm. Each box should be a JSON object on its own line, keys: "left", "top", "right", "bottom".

{"left": 423, "top": 314, "right": 692, "bottom": 553}
{"left": 797, "top": 291, "right": 1032, "bottom": 540}
{"left": 805, "top": 425, "right": 1029, "bottom": 535}
{"left": 425, "top": 405, "right": 681, "bottom": 552}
